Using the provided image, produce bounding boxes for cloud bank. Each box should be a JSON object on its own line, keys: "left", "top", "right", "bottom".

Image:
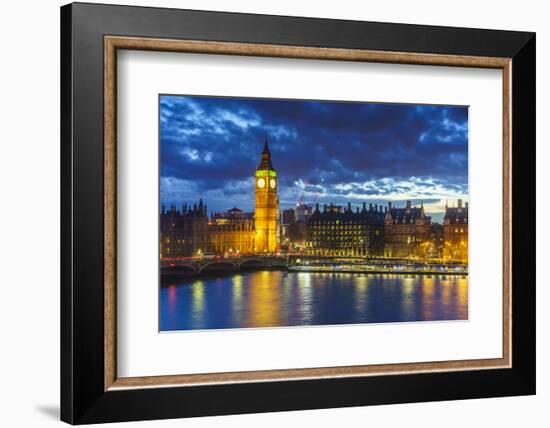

{"left": 160, "top": 95, "right": 468, "bottom": 223}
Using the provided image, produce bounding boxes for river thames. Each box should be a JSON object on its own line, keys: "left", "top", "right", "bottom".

{"left": 160, "top": 270, "right": 468, "bottom": 331}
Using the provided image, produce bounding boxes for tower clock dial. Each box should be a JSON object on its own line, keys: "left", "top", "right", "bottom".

{"left": 257, "top": 178, "right": 266, "bottom": 188}
{"left": 269, "top": 178, "right": 276, "bottom": 189}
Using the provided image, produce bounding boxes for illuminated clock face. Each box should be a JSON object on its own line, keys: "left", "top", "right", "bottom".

{"left": 269, "top": 178, "right": 276, "bottom": 189}
{"left": 257, "top": 178, "right": 266, "bottom": 188}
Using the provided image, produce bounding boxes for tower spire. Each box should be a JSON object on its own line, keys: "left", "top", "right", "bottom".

{"left": 257, "top": 136, "right": 275, "bottom": 171}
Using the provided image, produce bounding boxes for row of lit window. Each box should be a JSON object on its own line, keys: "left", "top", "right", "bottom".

{"left": 309, "top": 223, "right": 378, "bottom": 228}
{"left": 164, "top": 238, "right": 208, "bottom": 245}
{"left": 308, "top": 242, "right": 368, "bottom": 247}
{"left": 308, "top": 229, "right": 381, "bottom": 234}
{"left": 308, "top": 231, "right": 367, "bottom": 236}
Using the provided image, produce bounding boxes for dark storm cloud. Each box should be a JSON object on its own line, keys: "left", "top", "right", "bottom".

{"left": 160, "top": 95, "right": 468, "bottom": 219}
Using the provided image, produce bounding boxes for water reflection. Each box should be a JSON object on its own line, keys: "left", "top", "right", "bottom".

{"left": 248, "top": 271, "right": 282, "bottom": 327}
{"left": 296, "top": 273, "right": 313, "bottom": 325}
{"left": 353, "top": 275, "right": 369, "bottom": 316}
{"left": 421, "top": 276, "right": 435, "bottom": 320}
{"left": 190, "top": 280, "right": 205, "bottom": 329}
{"left": 159, "top": 271, "right": 468, "bottom": 331}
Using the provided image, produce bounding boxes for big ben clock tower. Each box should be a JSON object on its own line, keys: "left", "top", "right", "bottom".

{"left": 254, "top": 138, "right": 278, "bottom": 253}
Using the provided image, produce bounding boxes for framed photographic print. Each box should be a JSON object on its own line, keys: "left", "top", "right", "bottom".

{"left": 61, "top": 2, "right": 536, "bottom": 424}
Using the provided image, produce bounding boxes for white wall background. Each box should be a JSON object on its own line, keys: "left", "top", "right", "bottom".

{"left": 0, "top": 0, "right": 546, "bottom": 427}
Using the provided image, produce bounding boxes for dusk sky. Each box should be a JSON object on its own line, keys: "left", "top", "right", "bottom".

{"left": 160, "top": 95, "right": 468, "bottom": 223}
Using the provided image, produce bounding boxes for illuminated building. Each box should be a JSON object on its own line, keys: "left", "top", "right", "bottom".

{"left": 161, "top": 205, "right": 255, "bottom": 257}
{"left": 211, "top": 207, "right": 253, "bottom": 222}
{"left": 383, "top": 201, "right": 432, "bottom": 258}
{"left": 160, "top": 201, "right": 209, "bottom": 258}
{"left": 254, "top": 139, "right": 279, "bottom": 252}
{"left": 443, "top": 199, "right": 468, "bottom": 261}
{"left": 306, "top": 202, "right": 385, "bottom": 256}
{"left": 209, "top": 208, "right": 255, "bottom": 255}
{"left": 427, "top": 223, "right": 444, "bottom": 259}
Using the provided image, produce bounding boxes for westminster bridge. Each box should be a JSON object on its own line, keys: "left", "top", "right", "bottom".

{"left": 160, "top": 254, "right": 467, "bottom": 276}
{"left": 161, "top": 255, "right": 288, "bottom": 275}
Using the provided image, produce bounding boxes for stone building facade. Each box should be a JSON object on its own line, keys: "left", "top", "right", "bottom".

{"left": 443, "top": 199, "right": 468, "bottom": 261}
{"left": 209, "top": 208, "right": 255, "bottom": 255}
{"left": 160, "top": 201, "right": 209, "bottom": 259}
{"left": 383, "top": 201, "right": 432, "bottom": 258}
{"left": 305, "top": 202, "right": 385, "bottom": 257}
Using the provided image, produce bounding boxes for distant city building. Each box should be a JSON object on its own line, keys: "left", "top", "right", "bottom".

{"left": 280, "top": 207, "right": 309, "bottom": 249}
{"left": 306, "top": 202, "right": 385, "bottom": 257}
{"left": 281, "top": 208, "right": 296, "bottom": 226}
{"left": 443, "top": 199, "right": 468, "bottom": 261}
{"left": 295, "top": 203, "right": 314, "bottom": 222}
{"left": 383, "top": 200, "right": 432, "bottom": 258}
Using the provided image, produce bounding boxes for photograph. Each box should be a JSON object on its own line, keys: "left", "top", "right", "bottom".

{"left": 159, "top": 95, "right": 469, "bottom": 331}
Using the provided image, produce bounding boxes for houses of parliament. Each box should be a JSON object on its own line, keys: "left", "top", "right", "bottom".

{"left": 160, "top": 139, "right": 279, "bottom": 258}
{"left": 160, "top": 139, "right": 468, "bottom": 262}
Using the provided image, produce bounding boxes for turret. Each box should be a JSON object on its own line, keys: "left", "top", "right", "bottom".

{"left": 257, "top": 138, "right": 275, "bottom": 171}
{"left": 385, "top": 206, "right": 393, "bottom": 224}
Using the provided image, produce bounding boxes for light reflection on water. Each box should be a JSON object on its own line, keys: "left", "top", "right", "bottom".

{"left": 160, "top": 271, "right": 468, "bottom": 331}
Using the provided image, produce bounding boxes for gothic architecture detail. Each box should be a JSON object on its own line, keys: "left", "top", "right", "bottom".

{"left": 160, "top": 201, "right": 209, "bottom": 259}
{"left": 254, "top": 139, "right": 278, "bottom": 252}
{"left": 160, "top": 139, "right": 280, "bottom": 257}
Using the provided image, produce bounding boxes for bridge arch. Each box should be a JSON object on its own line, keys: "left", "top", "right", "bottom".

{"left": 198, "top": 260, "right": 237, "bottom": 273}
{"left": 238, "top": 258, "right": 266, "bottom": 269}
{"left": 161, "top": 263, "right": 199, "bottom": 274}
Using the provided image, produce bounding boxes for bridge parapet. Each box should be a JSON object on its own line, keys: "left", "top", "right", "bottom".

{"left": 161, "top": 255, "right": 288, "bottom": 274}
